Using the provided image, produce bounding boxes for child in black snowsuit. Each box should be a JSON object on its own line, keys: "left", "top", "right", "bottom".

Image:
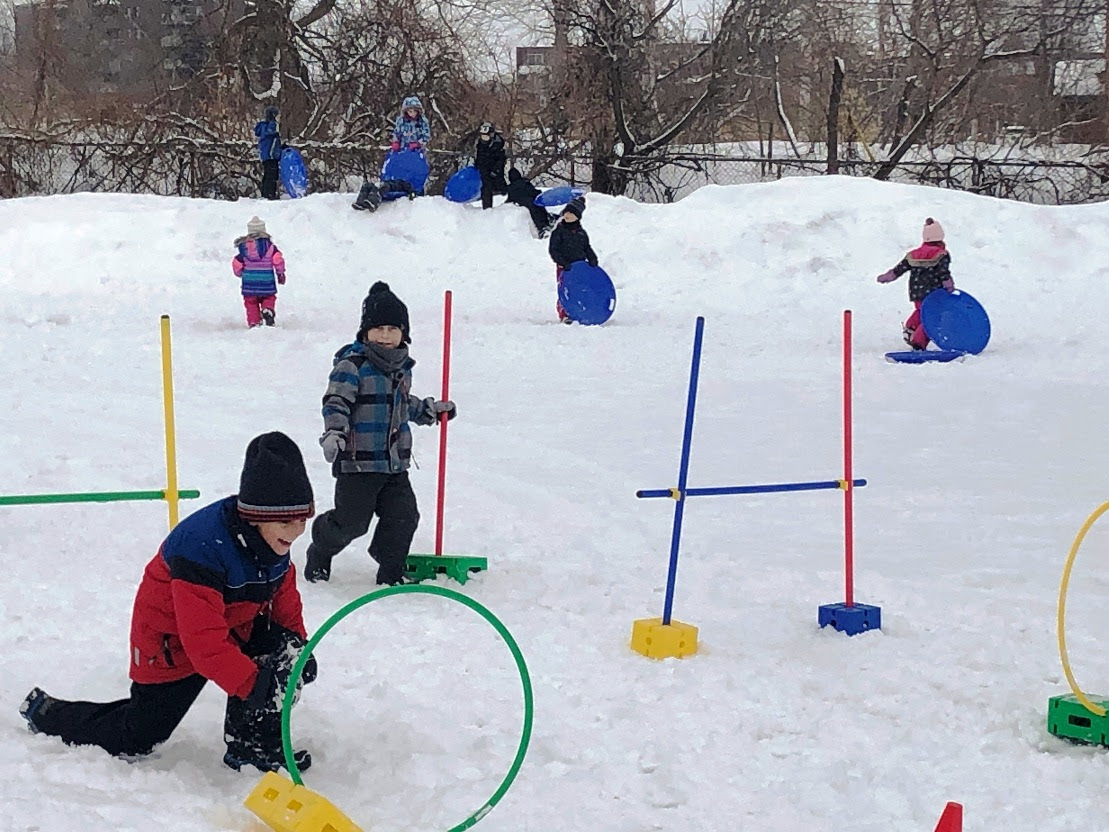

{"left": 20, "top": 432, "right": 318, "bottom": 774}
{"left": 352, "top": 178, "right": 415, "bottom": 211}
{"left": 876, "top": 217, "right": 955, "bottom": 350}
{"left": 474, "top": 122, "right": 508, "bottom": 210}
{"left": 547, "top": 196, "right": 598, "bottom": 323}
{"left": 305, "top": 282, "right": 456, "bottom": 585}
{"left": 506, "top": 167, "right": 556, "bottom": 237}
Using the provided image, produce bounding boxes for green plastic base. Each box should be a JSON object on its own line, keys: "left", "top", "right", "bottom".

{"left": 1047, "top": 693, "right": 1109, "bottom": 747}
{"left": 405, "top": 553, "right": 488, "bottom": 585}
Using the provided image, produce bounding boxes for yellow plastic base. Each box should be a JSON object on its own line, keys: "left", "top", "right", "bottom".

{"left": 244, "top": 771, "right": 364, "bottom": 832}
{"left": 630, "top": 617, "right": 698, "bottom": 659}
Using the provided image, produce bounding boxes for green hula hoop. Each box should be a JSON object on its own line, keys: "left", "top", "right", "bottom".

{"left": 280, "top": 584, "right": 534, "bottom": 831}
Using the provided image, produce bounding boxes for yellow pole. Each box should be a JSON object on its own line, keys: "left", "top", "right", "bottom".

{"left": 160, "top": 315, "right": 181, "bottom": 529}
{"left": 1058, "top": 501, "right": 1109, "bottom": 717}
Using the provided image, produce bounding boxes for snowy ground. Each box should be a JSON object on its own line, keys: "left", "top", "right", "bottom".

{"left": 2, "top": 177, "right": 1108, "bottom": 831}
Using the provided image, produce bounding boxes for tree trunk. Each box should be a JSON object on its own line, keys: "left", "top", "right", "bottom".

{"left": 826, "top": 57, "right": 845, "bottom": 174}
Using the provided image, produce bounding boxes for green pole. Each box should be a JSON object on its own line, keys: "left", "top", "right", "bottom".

{"left": 0, "top": 489, "right": 201, "bottom": 506}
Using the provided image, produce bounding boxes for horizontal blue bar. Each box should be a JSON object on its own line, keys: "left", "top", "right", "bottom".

{"left": 636, "top": 478, "right": 867, "bottom": 499}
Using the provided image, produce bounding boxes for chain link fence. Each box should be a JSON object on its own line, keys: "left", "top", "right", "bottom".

{"left": 2, "top": 134, "right": 1107, "bottom": 205}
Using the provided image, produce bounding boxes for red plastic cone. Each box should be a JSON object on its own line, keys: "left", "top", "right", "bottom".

{"left": 934, "top": 802, "right": 963, "bottom": 832}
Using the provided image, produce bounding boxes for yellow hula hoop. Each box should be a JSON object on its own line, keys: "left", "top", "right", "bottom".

{"left": 1058, "top": 501, "right": 1109, "bottom": 717}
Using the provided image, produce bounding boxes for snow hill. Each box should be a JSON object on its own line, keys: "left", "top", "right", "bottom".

{"left": 2, "top": 178, "right": 1108, "bottom": 831}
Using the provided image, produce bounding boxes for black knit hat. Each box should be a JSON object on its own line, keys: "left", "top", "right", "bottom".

{"left": 565, "top": 196, "right": 586, "bottom": 217}
{"left": 359, "top": 281, "right": 411, "bottom": 343}
{"left": 237, "top": 432, "right": 315, "bottom": 523}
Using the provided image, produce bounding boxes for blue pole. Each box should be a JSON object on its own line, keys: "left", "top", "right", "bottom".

{"left": 637, "top": 478, "right": 867, "bottom": 500}
{"left": 662, "top": 317, "right": 705, "bottom": 626}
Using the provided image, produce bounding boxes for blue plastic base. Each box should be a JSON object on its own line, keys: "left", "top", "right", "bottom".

{"left": 885, "top": 349, "right": 965, "bottom": 364}
{"left": 818, "top": 602, "right": 881, "bottom": 636}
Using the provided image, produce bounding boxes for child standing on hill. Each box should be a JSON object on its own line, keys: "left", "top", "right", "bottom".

{"left": 232, "top": 216, "right": 286, "bottom": 328}
{"left": 474, "top": 122, "right": 508, "bottom": 210}
{"left": 548, "top": 196, "right": 599, "bottom": 323}
{"left": 254, "top": 105, "right": 283, "bottom": 200}
{"left": 305, "top": 282, "right": 456, "bottom": 586}
{"left": 390, "top": 96, "right": 431, "bottom": 152}
{"left": 876, "top": 217, "right": 954, "bottom": 350}
{"left": 20, "top": 432, "right": 319, "bottom": 774}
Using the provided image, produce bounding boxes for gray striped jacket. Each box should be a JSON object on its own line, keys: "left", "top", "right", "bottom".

{"left": 322, "top": 342, "right": 436, "bottom": 474}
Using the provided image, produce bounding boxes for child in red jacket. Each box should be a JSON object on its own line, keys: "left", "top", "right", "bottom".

{"left": 876, "top": 217, "right": 954, "bottom": 350}
{"left": 20, "top": 432, "right": 319, "bottom": 773}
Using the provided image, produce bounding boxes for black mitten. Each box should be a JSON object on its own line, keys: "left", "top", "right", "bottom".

{"left": 245, "top": 662, "right": 277, "bottom": 712}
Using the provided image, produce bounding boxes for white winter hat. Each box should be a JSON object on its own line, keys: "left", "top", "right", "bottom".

{"left": 922, "top": 217, "right": 944, "bottom": 242}
{"left": 247, "top": 216, "right": 267, "bottom": 236}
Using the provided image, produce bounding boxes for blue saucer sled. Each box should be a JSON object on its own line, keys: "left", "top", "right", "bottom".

{"left": 444, "top": 166, "right": 482, "bottom": 203}
{"left": 885, "top": 288, "right": 990, "bottom": 364}
{"left": 535, "top": 185, "right": 585, "bottom": 207}
{"left": 381, "top": 149, "right": 430, "bottom": 200}
{"left": 279, "top": 148, "right": 308, "bottom": 198}
{"left": 558, "top": 262, "right": 616, "bottom": 325}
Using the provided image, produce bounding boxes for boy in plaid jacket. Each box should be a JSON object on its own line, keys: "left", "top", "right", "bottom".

{"left": 305, "top": 282, "right": 455, "bottom": 585}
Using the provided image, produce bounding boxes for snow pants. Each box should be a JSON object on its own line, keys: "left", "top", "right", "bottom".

{"left": 555, "top": 266, "right": 568, "bottom": 322}
{"left": 28, "top": 619, "right": 305, "bottom": 760}
{"left": 261, "top": 159, "right": 280, "bottom": 200}
{"left": 244, "top": 294, "right": 277, "bottom": 328}
{"left": 904, "top": 300, "right": 930, "bottom": 349}
{"left": 309, "top": 471, "right": 420, "bottom": 585}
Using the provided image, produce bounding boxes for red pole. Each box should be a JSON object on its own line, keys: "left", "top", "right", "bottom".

{"left": 843, "top": 309, "right": 854, "bottom": 607}
{"left": 434, "top": 290, "right": 453, "bottom": 557}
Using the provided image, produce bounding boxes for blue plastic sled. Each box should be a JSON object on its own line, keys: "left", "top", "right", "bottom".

{"left": 279, "top": 148, "right": 308, "bottom": 198}
{"left": 535, "top": 186, "right": 585, "bottom": 207}
{"left": 885, "top": 349, "right": 966, "bottom": 364}
{"left": 381, "top": 149, "right": 429, "bottom": 200}
{"left": 922, "top": 288, "right": 990, "bottom": 354}
{"left": 885, "top": 288, "right": 990, "bottom": 364}
{"left": 444, "top": 166, "right": 482, "bottom": 203}
{"left": 558, "top": 262, "right": 616, "bottom": 325}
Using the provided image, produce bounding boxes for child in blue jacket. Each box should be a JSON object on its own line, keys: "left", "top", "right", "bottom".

{"left": 254, "top": 106, "right": 283, "bottom": 200}
{"left": 305, "top": 282, "right": 455, "bottom": 585}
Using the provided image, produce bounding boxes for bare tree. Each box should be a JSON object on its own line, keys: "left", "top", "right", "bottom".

{"left": 871, "top": 0, "right": 1102, "bottom": 178}
{"left": 527, "top": 0, "right": 791, "bottom": 195}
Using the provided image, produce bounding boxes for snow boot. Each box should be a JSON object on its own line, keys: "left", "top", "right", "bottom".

{"left": 223, "top": 743, "right": 312, "bottom": 773}
{"left": 224, "top": 692, "right": 311, "bottom": 773}
{"left": 261, "top": 308, "right": 275, "bottom": 327}
{"left": 304, "top": 545, "right": 331, "bottom": 583}
{"left": 20, "top": 687, "right": 56, "bottom": 733}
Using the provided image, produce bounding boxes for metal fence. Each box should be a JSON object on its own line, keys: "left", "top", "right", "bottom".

{"left": 2, "top": 134, "right": 1107, "bottom": 205}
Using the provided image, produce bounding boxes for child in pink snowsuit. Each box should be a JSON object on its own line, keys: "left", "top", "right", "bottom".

{"left": 876, "top": 217, "right": 954, "bottom": 350}
{"left": 232, "top": 216, "right": 286, "bottom": 328}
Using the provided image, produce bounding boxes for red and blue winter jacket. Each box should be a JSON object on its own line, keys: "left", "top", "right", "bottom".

{"left": 128, "top": 497, "right": 306, "bottom": 698}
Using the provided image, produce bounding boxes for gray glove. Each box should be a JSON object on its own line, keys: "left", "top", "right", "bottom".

{"left": 423, "top": 398, "right": 457, "bottom": 421}
{"left": 320, "top": 431, "right": 346, "bottom": 463}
